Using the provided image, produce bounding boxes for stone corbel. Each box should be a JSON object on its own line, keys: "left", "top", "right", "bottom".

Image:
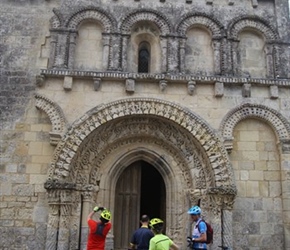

{"left": 270, "top": 85, "right": 279, "bottom": 99}
{"left": 93, "top": 77, "right": 102, "bottom": 91}
{"left": 36, "top": 74, "right": 45, "bottom": 87}
{"left": 187, "top": 81, "right": 196, "bottom": 95}
{"left": 63, "top": 76, "right": 73, "bottom": 91}
{"left": 126, "top": 78, "right": 135, "bottom": 93}
{"left": 242, "top": 83, "right": 251, "bottom": 97}
{"left": 279, "top": 139, "right": 290, "bottom": 154}
{"left": 159, "top": 80, "right": 167, "bottom": 92}
{"left": 214, "top": 81, "right": 224, "bottom": 97}
{"left": 228, "top": 0, "right": 234, "bottom": 5}
{"left": 252, "top": 0, "right": 258, "bottom": 7}
{"left": 223, "top": 137, "right": 234, "bottom": 154}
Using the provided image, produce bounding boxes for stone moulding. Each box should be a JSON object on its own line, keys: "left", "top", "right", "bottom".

{"left": 120, "top": 9, "right": 172, "bottom": 35}
{"left": 48, "top": 97, "right": 235, "bottom": 189}
{"left": 176, "top": 12, "right": 224, "bottom": 38}
{"left": 220, "top": 103, "right": 290, "bottom": 153}
{"left": 228, "top": 15, "right": 279, "bottom": 41}
{"left": 35, "top": 94, "right": 67, "bottom": 145}
{"left": 40, "top": 69, "right": 290, "bottom": 87}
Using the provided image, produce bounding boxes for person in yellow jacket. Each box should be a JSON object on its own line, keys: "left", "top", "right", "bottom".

{"left": 148, "top": 218, "right": 179, "bottom": 250}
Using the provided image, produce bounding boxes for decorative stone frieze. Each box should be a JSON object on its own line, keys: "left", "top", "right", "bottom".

{"left": 35, "top": 94, "right": 67, "bottom": 145}
{"left": 220, "top": 103, "right": 290, "bottom": 152}
{"left": 40, "top": 69, "right": 290, "bottom": 87}
{"left": 47, "top": 98, "right": 234, "bottom": 191}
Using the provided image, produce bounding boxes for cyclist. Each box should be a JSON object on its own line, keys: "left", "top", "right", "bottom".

{"left": 130, "top": 214, "right": 154, "bottom": 250}
{"left": 86, "top": 206, "right": 112, "bottom": 250}
{"left": 148, "top": 218, "right": 179, "bottom": 250}
{"left": 188, "top": 206, "right": 207, "bottom": 250}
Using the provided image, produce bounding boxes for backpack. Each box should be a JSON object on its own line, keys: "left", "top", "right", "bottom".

{"left": 196, "top": 219, "right": 213, "bottom": 244}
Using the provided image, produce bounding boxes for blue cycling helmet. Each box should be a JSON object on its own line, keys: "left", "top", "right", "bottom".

{"left": 187, "top": 205, "right": 201, "bottom": 215}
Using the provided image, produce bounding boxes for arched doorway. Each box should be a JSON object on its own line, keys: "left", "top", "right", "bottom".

{"left": 114, "top": 160, "right": 166, "bottom": 250}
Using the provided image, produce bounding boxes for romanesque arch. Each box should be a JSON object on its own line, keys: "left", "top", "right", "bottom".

{"left": 176, "top": 13, "right": 224, "bottom": 38}
{"left": 35, "top": 94, "right": 67, "bottom": 145}
{"left": 120, "top": 9, "right": 172, "bottom": 35}
{"left": 228, "top": 15, "right": 279, "bottom": 41}
{"left": 65, "top": 7, "right": 117, "bottom": 32}
{"left": 44, "top": 98, "right": 237, "bottom": 249}
{"left": 220, "top": 103, "right": 290, "bottom": 152}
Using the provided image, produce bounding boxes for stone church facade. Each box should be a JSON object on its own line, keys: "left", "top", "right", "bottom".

{"left": 1, "top": 0, "right": 290, "bottom": 249}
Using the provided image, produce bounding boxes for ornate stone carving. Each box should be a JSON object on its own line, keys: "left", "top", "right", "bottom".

{"left": 47, "top": 98, "right": 234, "bottom": 190}
{"left": 176, "top": 13, "right": 224, "bottom": 38}
{"left": 228, "top": 16, "right": 279, "bottom": 41}
{"left": 220, "top": 103, "right": 290, "bottom": 152}
{"left": 35, "top": 94, "right": 67, "bottom": 145}
{"left": 65, "top": 7, "right": 116, "bottom": 32}
{"left": 120, "top": 9, "right": 172, "bottom": 35}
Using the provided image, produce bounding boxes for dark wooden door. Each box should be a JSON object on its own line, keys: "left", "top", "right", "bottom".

{"left": 114, "top": 162, "right": 141, "bottom": 250}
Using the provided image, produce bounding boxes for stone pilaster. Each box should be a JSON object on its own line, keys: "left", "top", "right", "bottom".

{"left": 102, "top": 34, "right": 111, "bottom": 71}
{"left": 67, "top": 32, "right": 77, "bottom": 69}
{"left": 265, "top": 44, "right": 274, "bottom": 78}
{"left": 212, "top": 39, "right": 221, "bottom": 75}
{"left": 160, "top": 36, "right": 168, "bottom": 73}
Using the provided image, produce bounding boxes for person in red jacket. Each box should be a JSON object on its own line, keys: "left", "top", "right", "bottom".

{"left": 87, "top": 206, "right": 112, "bottom": 250}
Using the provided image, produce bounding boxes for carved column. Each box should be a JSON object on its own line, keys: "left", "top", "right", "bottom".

{"left": 179, "top": 37, "right": 187, "bottom": 73}
{"left": 230, "top": 40, "right": 239, "bottom": 76}
{"left": 67, "top": 31, "right": 78, "bottom": 69}
{"left": 109, "top": 33, "right": 122, "bottom": 71}
{"left": 120, "top": 34, "right": 130, "bottom": 71}
{"left": 278, "top": 140, "right": 290, "bottom": 250}
{"left": 167, "top": 36, "right": 179, "bottom": 73}
{"left": 53, "top": 32, "right": 69, "bottom": 68}
{"left": 102, "top": 33, "right": 111, "bottom": 71}
{"left": 212, "top": 39, "right": 221, "bottom": 75}
{"left": 45, "top": 190, "right": 60, "bottom": 250}
{"left": 80, "top": 190, "right": 94, "bottom": 250}
{"left": 160, "top": 36, "right": 168, "bottom": 73}
{"left": 265, "top": 43, "right": 274, "bottom": 78}
{"left": 69, "top": 192, "right": 81, "bottom": 250}
{"left": 57, "top": 190, "right": 73, "bottom": 250}
{"left": 273, "top": 44, "right": 280, "bottom": 78}
{"left": 49, "top": 32, "right": 58, "bottom": 69}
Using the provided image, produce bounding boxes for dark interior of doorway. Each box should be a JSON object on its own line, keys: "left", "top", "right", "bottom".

{"left": 140, "top": 161, "right": 166, "bottom": 223}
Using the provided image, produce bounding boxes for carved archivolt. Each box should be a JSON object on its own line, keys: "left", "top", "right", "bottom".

{"left": 220, "top": 103, "right": 290, "bottom": 151}
{"left": 120, "top": 9, "right": 172, "bottom": 35}
{"left": 65, "top": 7, "right": 117, "bottom": 32}
{"left": 176, "top": 13, "right": 224, "bottom": 38}
{"left": 35, "top": 94, "right": 67, "bottom": 144}
{"left": 48, "top": 98, "right": 234, "bottom": 190}
{"left": 228, "top": 15, "right": 279, "bottom": 41}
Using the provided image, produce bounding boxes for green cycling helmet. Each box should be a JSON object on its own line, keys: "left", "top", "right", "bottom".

{"left": 100, "top": 209, "right": 111, "bottom": 221}
{"left": 149, "top": 218, "right": 163, "bottom": 227}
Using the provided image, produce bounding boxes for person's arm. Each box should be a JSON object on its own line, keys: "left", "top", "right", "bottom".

{"left": 87, "top": 211, "right": 95, "bottom": 222}
{"left": 193, "top": 232, "right": 206, "bottom": 243}
{"left": 170, "top": 242, "right": 179, "bottom": 250}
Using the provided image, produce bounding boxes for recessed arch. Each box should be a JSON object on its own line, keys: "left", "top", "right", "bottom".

{"left": 47, "top": 98, "right": 235, "bottom": 192}
{"left": 220, "top": 103, "right": 290, "bottom": 151}
{"left": 176, "top": 13, "right": 224, "bottom": 38}
{"left": 65, "top": 7, "right": 117, "bottom": 32}
{"left": 120, "top": 9, "right": 172, "bottom": 35}
{"left": 228, "top": 16, "right": 279, "bottom": 41}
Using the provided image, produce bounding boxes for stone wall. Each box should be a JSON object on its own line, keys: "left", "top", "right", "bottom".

{"left": 1, "top": 0, "right": 290, "bottom": 249}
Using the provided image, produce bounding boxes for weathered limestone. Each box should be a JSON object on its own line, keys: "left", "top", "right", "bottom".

{"left": 1, "top": 0, "right": 290, "bottom": 249}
